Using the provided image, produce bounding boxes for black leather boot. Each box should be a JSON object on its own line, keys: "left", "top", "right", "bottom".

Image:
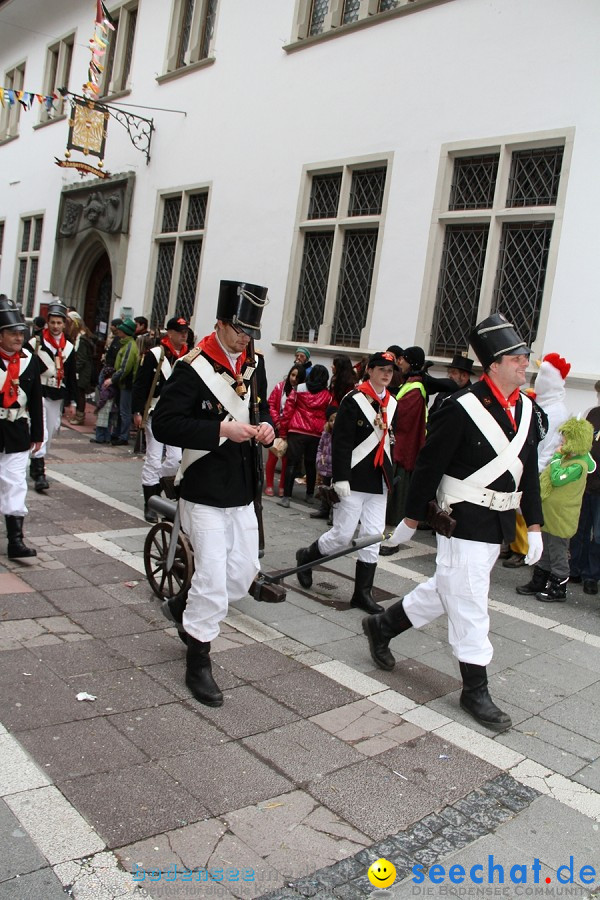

{"left": 459, "top": 662, "right": 511, "bottom": 732}
{"left": 350, "top": 561, "right": 383, "bottom": 614}
{"left": 185, "top": 635, "right": 223, "bottom": 707}
{"left": 310, "top": 500, "right": 329, "bottom": 520}
{"left": 536, "top": 574, "right": 568, "bottom": 603}
{"left": 516, "top": 566, "right": 550, "bottom": 596}
{"left": 143, "top": 484, "right": 161, "bottom": 523}
{"left": 295, "top": 540, "right": 322, "bottom": 589}
{"left": 362, "top": 599, "right": 413, "bottom": 670}
{"left": 161, "top": 594, "right": 188, "bottom": 644}
{"left": 29, "top": 457, "right": 49, "bottom": 492}
{"left": 5, "top": 516, "right": 37, "bottom": 559}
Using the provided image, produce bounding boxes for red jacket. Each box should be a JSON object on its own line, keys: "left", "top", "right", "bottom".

{"left": 280, "top": 384, "right": 332, "bottom": 438}
{"left": 268, "top": 379, "right": 287, "bottom": 433}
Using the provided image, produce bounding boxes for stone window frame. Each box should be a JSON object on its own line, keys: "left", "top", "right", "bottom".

{"left": 37, "top": 32, "right": 75, "bottom": 125}
{"left": 0, "top": 61, "right": 26, "bottom": 144}
{"left": 14, "top": 213, "right": 44, "bottom": 317}
{"left": 280, "top": 152, "right": 392, "bottom": 352}
{"left": 99, "top": 0, "right": 139, "bottom": 100}
{"left": 414, "top": 127, "right": 575, "bottom": 362}
{"left": 160, "top": 0, "right": 219, "bottom": 82}
{"left": 147, "top": 184, "right": 211, "bottom": 330}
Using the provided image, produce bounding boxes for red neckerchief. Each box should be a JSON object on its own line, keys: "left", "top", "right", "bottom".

{"left": 42, "top": 327, "right": 66, "bottom": 388}
{"left": 0, "top": 348, "right": 22, "bottom": 408}
{"left": 357, "top": 381, "right": 390, "bottom": 468}
{"left": 161, "top": 335, "right": 188, "bottom": 359}
{"left": 481, "top": 373, "right": 520, "bottom": 430}
{"left": 198, "top": 332, "right": 247, "bottom": 376}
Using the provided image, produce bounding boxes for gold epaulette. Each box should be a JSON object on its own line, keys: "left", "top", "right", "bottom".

{"left": 182, "top": 347, "right": 202, "bottom": 364}
{"left": 255, "top": 348, "right": 263, "bottom": 356}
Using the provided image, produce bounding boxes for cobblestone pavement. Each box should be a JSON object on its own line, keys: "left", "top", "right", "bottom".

{"left": 0, "top": 426, "right": 599, "bottom": 899}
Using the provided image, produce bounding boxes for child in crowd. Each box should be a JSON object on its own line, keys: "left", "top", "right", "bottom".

{"left": 311, "top": 405, "right": 337, "bottom": 523}
{"left": 517, "top": 416, "right": 596, "bottom": 602}
{"left": 265, "top": 363, "right": 305, "bottom": 495}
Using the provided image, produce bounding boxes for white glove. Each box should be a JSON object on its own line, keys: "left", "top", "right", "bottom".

{"left": 333, "top": 480, "right": 351, "bottom": 499}
{"left": 389, "top": 520, "right": 417, "bottom": 546}
{"left": 524, "top": 531, "right": 543, "bottom": 566}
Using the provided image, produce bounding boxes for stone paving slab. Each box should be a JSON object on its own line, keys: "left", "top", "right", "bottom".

{"left": 255, "top": 668, "right": 362, "bottom": 718}
{"left": 0, "top": 867, "right": 71, "bottom": 899}
{"left": 0, "top": 797, "right": 47, "bottom": 882}
{"left": 109, "top": 701, "right": 229, "bottom": 758}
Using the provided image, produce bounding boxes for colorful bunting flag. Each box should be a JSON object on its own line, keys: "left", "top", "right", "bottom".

{"left": 0, "top": 87, "right": 54, "bottom": 110}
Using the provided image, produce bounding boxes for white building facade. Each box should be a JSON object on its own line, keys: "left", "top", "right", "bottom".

{"left": 0, "top": 0, "right": 598, "bottom": 410}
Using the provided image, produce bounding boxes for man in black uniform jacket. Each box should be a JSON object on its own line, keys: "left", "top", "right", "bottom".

{"left": 363, "top": 313, "right": 547, "bottom": 732}
{"left": 0, "top": 296, "right": 43, "bottom": 558}
{"left": 153, "top": 281, "right": 274, "bottom": 707}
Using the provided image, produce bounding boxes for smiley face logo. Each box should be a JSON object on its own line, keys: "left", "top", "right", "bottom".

{"left": 367, "top": 858, "right": 397, "bottom": 889}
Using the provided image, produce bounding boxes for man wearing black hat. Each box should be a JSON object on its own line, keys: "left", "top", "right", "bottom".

{"left": 28, "top": 302, "right": 77, "bottom": 492}
{"left": 362, "top": 313, "right": 546, "bottom": 732}
{"left": 153, "top": 281, "right": 274, "bottom": 707}
{"left": 294, "top": 351, "right": 398, "bottom": 615}
{"left": 0, "top": 296, "right": 43, "bottom": 558}
{"left": 429, "top": 353, "right": 475, "bottom": 417}
{"left": 132, "top": 317, "right": 189, "bottom": 522}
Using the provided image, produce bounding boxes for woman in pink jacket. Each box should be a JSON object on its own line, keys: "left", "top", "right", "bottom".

{"left": 265, "top": 363, "right": 305, "bottom": 496}
{"left": 277, "top": 364, "right": 332, "bottom": 507}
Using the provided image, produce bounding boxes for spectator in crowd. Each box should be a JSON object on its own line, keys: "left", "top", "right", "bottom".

{"left": 329, "top": 354, "right": 358, "bottom": 407}
{"left": 105, "top": 318, "right": 139, "bottom": 446}
{"left": 265, "top": 363, "right": 305, "bottom": 496}
{"left": 31, "top": 316, "right": 45, "bottom": 340}
{"left": 103, "top": 318, "right": 123, "bottom": 368}
{"left": 277, "top": 364, "right": 332, "bottom": 507}
{"left": 134, "top": 316, "right": 152, "bottom": 358}
{"left": 67, "top": 312, "right": 96, "bottom": 426}
{"left": 569, "top": 399, "right": 600, "bottom": 595}
{"left": 505, "top": 353, "right": 571, "bottom": 568}
{"left": 311, "top": 404, "right": 338, "bottom": 522}
{"left": 381, "top": 346, "right": 428, "bottom": 554}
{"left": 387, "top": 345, "right": 404, "bottom": 394}
{"left": 517, "top": 416, "right": 595, "bottom": 602}
{"left": 294, "top": 347, "right": 312, "bottom": 374}
{"left": 429, "top": 353, "right": 474, "bottom": 417}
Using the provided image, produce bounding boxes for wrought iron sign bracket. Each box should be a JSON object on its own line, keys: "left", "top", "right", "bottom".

{"left": 60, "top": 90, "right": 155, "bottom": 165}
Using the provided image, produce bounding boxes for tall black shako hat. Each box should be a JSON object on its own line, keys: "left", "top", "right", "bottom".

{"left": 0, "top": 295, "right": 26, "bottom": 332}
{"left": 470, "top": 313, "right": 531, "bottom": 369}
{"left": 46, "top": 302, "right": 68, "bottom": 319}
{"left": 216, "top": 280, "right": 269, "bottom": 340}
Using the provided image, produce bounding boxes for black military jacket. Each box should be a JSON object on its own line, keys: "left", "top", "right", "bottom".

{"left": 406, "top": 380, "right": 546, "bottom": 544}
{"left": 152, "top": 347, "right": 272, "bottom": 508}
{"left": 0, "top": 349, "right": 44, "bottom": 453}
{"left": 131, "top": 344, "right": 180, "bottom": 417}
{"left": 29, "top": 335, "right": 77, "bottom": 404}
{"left": 332, "top": 388, "right": 396, "bottom": 493}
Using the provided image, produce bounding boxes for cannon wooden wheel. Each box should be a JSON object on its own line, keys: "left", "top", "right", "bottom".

{"left": 144, "top": 521, "right": 193, "bottom": 602}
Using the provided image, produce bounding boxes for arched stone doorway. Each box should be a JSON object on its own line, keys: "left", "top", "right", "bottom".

{"left": 84, "top": 252, "right": 112, "bottom": 337}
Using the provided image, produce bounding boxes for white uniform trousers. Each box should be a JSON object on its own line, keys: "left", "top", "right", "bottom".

{"left": 180, "top": 499, "right": 259, "bottom": 642}
{"left": 0, "top": 450, "right": 29, "bottom": 517}
{"left": 317, "top": 489, "right": 387, "bottom": 564}
{"left": 31, "top": 397, "right": 63, "bottom": 459}
{"left": 403, "top": 535, "right": 500, "bottom": 666}
{"left": 141, "top": 417, "right": 182, "bottom": 486}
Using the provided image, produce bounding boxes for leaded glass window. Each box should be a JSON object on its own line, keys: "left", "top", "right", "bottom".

{"left": 349, "top": 167, "right": 386, "bottom": 216}
{"left": 430, "top": 224, "right": 489, "bottom": 356}
{"left": 25, "top": 258, "right": 38, "bottom": 317}
{"left": 150, "top": 241, "right": 176, "bottom": 329}
{"left": 15, "top": 215, "right": 43, "bottom": 316}
{"left": 342, "top": 0, "right": 361, "bottom": 24}
{"left": 507, "top": 147, "right": 564, "bottom": 208}
{"left": 177, "top": 0, "right": 195, "bottom": 67}
{"left": 449, "top": 155, "right": 499, "bottom": 210}
{"left": 379, "top": 0, "right": 399, "bottom": 9}
{"left": 21, "top": 220, "right": 31, "bottom": 253}
{"left": 309, "top": 0, "right": 329, "bottom": 35}
{"left": 308, "top": 174, "right": 341, "bottom": 219}
{"left": 16, "top": 259, "right": 27, "bottom": 306}
{"left": 186, "top": 193, "right": 207, "bottom": 230}
{"left": 162, "top": 197, "right": 182, "bottom": 233}
{"left": 331, "top": 230, "right": 378, "bottom": 346}
{"left": 293, "top": 232, "right": 333, "bottom": 342}
{"left": 492, "top": 222, "right": 553, "bottom": 346}
{"left": 175, "top": 240, "right": 202, "bottom": 321}
{"left": 123, "top": 8, "right": 138, "bottom": 84}
{"left": 200, "top": 0, "right": 218, "bottom": 59}
{"left": 33, "top": 217, "right": 43, "bottom": 251}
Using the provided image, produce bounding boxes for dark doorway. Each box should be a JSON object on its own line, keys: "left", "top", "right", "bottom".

{"left": 84, "top": 252, "right": 112, "bottom": 369}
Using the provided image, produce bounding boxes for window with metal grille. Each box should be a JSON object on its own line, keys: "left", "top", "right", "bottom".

{"left": 342, "top": 0, "right": 361, "bottom": 25}
{"left": 492, "top": 222, "right": 553, "bottom": 346}
{"left": 168, "top": 0, "right": 219, "bottom": 72}
{"left": 428, "top": 136, "right": 565, "bottom": 358}
{"left": 308, "top": 174, "right": 341, "bottom": 219}
{"left": 150, "top": 190, "right": 208, "bottom": 329}
{"left": 292, "top": 160, "right": 388, "bottom": 346}
{"left": 449, "top": 155, "right": 499, "bottom": 210}
{"left": 349, "top": 167, "right": 387, "bottom": 216}
{"left": 430, "top": 225, "right": 489, "bottom": 356}
{"left": 507, "top": 147, "right": 564, "bottom": 208}
{"left": 379, "top": 0, "right": 399, "bottom": 9}
{"left": 0, "top": 63, "right": 25, "bottom": 141}
{"left": 309, "top": 0, "right": 329, "bottom": 35}
{"left": 100, "top": 2, "right": 138, "bottom": 97}
{"left": 331, "top": 230, "right": 378, "bottom": 346}
{"left": 15, "top": 215, "right": 43, "bottom": 316}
